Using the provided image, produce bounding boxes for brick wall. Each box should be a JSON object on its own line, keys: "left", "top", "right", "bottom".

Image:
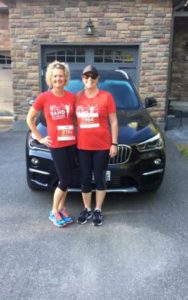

{"left": 7, "top": 0, "right": 172, "bottom": 127}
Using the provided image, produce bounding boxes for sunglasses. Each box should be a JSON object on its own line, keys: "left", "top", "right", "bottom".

{"left": 82, "top": 73, "right": 98, "bottom": 80}
{"left": 53, "top": 63, "right": 65, "bottom": 70}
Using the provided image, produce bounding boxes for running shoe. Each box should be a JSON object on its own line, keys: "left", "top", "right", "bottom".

{"left": 59, "top": 208, "right": 74, "bottom": 225}
{"left": 77, "top": 209, "right": 92, "bottom": 224}
{"left": 92, "top": 209, "right": 103, "bottom": 226}
{"left": 48, "top": 211, "right": 67, "bottom": 227}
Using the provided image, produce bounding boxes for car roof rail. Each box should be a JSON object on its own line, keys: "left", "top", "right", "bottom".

{"left": 115, "top": 69, "right": 129, "bottom": 80}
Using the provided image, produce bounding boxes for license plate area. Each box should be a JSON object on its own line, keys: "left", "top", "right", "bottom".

{"left": 92, "top": 170, "right": 111, "bottom": 182}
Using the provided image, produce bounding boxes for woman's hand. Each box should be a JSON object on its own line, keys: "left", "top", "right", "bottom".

{"left": 109, "top": 112, "right": 118, "bottom": 158}
{"left": 39, "top": 136, "right": 52, "bottom": 147}
{"left": 109, "top": 144, "right": 118, "bottom": 158}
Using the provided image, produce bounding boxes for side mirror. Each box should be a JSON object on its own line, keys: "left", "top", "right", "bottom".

{"left": 145, "top": 97, "right": 157, "bottom": 108}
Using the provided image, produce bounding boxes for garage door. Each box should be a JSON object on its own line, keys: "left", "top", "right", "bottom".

{"left": 0, "top": 53, "right": 13, "bottom": 115}
{"left": 41, "top": 45, "right": 139, "bottom": 91}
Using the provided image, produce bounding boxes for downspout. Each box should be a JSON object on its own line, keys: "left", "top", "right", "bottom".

{"left": 164, "top": 8, "right": 175, "bottom": 130}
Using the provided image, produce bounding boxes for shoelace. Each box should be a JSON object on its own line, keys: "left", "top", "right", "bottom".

{"left": 80, "top": 209, "right": 89, "bottom": 217}
{"left": 61, "top": 209, "right": 69, "bottom": 217}
{"left": 55, "top": 212, "right": 62, "bottom": 221}
{"left": 94, "top": 210, "right": 102, "bottom": 218}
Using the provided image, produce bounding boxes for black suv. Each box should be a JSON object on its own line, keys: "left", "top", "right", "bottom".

{"left": 26, "top": 69, "right": 165, "bottom": 193}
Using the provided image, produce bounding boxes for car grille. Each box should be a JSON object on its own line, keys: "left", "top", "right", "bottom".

{"left": 109, "top": 144, "right": 132, "bottom": 165}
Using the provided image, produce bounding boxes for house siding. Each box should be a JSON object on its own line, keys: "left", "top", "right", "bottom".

{"left": 7, "top": 0, "right": 172, "bottom": 128}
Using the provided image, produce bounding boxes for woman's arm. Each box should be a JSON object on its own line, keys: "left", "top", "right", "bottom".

{"left": 26, "top": 107, "right": 52, "bottom": 147}
{"left": 108, "top": 112, "right": 118, "bottom": 158}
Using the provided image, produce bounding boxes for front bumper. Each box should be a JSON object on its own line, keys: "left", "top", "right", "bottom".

{"left": 26, "top": 145, "right": 165, "bottom": 192}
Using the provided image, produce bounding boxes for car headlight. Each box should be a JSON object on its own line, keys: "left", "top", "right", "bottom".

{"left": 28, "top": 134, "right": 49, "bottom": 151}
{"left": 136, "top": 133, "right": 164, "bottom": 152}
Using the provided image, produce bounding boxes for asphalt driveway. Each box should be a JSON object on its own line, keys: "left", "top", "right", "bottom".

{"left": 0, "top": 130, "right": 188, "bottom": 300}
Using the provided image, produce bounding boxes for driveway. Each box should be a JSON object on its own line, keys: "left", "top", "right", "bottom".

{"left": 0, "top": 130, "right": 188, "bottom": 300}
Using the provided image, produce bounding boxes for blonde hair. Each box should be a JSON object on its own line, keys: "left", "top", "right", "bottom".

{"left": 45, "top": 60, "right": 70, "bottom": 88}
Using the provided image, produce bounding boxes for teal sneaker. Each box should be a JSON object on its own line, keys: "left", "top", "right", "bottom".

{"left": 48, "top": 211, "right": 67, "bottom": 227}
{"left": 59, "top": 208, "right": 74, "bottom": 225}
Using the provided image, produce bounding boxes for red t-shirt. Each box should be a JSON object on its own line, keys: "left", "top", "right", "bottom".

{"left": 76, "top": 90, "right": 116, "bottom": 150}
{"left": 33, "top": 90, "right": 76, "bottom": 148}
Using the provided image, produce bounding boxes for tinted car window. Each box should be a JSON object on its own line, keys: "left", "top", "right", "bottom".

{"left": 65, "top": 80, "right": 84, "bottom": 93}
{"left": 66, "top": 79, "right": 141, "bottom": 110}
{"left": 99, "top": 80, "right": 140, "bottom": 110}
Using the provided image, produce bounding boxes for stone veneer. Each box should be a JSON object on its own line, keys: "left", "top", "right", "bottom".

{"left": 7, "top": 0, "right": 172, "bottom": 129}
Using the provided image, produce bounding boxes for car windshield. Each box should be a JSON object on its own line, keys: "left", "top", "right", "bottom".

{"left": 66, "top": 79, "right": 141, "bottom": 110}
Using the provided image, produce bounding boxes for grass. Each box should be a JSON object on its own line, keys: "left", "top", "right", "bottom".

{"left": 176, "top": 144, "right": 188, "bottom": 160}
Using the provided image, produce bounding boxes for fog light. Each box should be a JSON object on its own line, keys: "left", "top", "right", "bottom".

{"left": 154, "top": 158, "right": 162, "bottom": 165}
{"left": 31, "top": 157, "right": 39, "bottom": 166}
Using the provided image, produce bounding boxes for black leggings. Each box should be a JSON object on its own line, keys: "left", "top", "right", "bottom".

{"left": 78, "top": 149, "right": 109, "bottom": 193}
{"left": 50, "top": 145, "right": 76, "bottom": 191}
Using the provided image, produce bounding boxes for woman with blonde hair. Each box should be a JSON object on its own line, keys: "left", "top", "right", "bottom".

{"left": 27, "top": 61, "right": 76, "bottom": 227}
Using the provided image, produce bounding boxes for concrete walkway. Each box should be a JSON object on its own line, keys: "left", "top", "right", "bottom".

{"left": 165, "top": 117, "right": 188, "bottom": 145}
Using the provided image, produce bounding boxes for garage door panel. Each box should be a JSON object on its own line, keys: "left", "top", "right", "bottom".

{"left": 41, "top": 45, "right": 139, "bottom": 91}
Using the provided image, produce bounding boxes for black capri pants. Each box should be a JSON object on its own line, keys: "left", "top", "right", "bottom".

{"left": 78, "top": 149, "right": 109, "bottom": 193}
{"left": 50, "top": 145, "right": 76, "bottom": 191}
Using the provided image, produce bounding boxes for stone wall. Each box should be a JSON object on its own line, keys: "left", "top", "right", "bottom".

{"left": 171, "top": 17, "right": 188, "bottom": 101}
{"left": 7, "top": 0, "right": 172, "bottom": 128}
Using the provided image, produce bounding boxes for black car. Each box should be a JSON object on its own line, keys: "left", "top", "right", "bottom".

{"left": 26, "top": 69, "right": 165, "bottom": 193}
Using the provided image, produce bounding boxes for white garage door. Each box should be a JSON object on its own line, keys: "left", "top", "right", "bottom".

{"left": 0, "top": 54, "right": 13, "bottom": 115}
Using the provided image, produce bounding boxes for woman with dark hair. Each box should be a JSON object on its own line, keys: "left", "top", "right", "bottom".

{"left": 76, "top": 65, "right": 118, "bottom": 226}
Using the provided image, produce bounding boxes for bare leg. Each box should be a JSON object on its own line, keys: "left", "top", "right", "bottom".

{"left": 95, "top": 190, "right": 106, "bottom": 210}
{"left": 52, "top": 187, "right": 67, "bottom": 214}
{"left": 58, "top": 190, "right": 68, "bottom": 211}
{"left": 82, "top": 192, "right": 92, "bottom": 209}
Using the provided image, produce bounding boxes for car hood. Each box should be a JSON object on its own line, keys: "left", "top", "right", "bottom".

{"left": 117, "top": 109, "right": 161, "bottom": 145}
{"left": 36, "top": 109, "right": 161, "bottom": 146}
